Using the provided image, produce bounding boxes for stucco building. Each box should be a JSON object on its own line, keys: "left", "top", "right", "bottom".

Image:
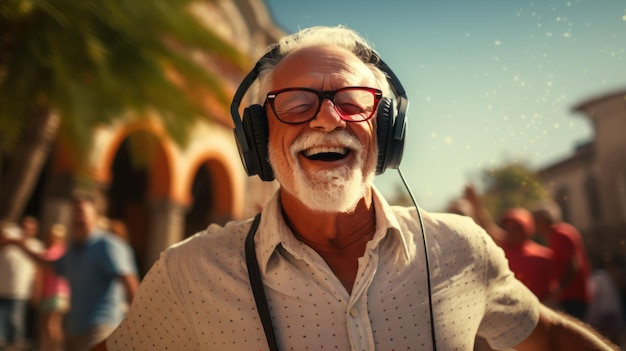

{"left": 538, "top": 89, "right": 626, "bottom": 263}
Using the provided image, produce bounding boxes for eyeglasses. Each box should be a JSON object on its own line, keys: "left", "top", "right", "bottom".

{"left": 265, "top": 86, "right": 382, "bottom": 124}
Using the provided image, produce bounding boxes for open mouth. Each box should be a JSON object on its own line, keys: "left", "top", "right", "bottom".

{"left": 302, "top": 146, "right": 350, "bottom": 161}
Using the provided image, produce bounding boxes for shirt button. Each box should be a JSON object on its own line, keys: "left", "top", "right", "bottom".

{"left": 350, "top": 308, "right": 358, "bottom": 317}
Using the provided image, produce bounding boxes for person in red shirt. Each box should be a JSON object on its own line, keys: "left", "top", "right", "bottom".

{"left": 35, "top": 223, "right": 70, "bottom": 351}
{"left": 459, "top": 186, "right": 559, "bottom": 303}
{"left": 461, "top": 186, "right": 559, "bottom": 303}
{"left": 499, "top": 208, "right": 559, "bottom": 303}
{"left": 532, "top": 199, "right": 592, "bottom": 321}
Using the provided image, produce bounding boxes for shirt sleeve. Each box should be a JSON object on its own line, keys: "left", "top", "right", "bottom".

{"left": 104, "top": 236, "right": 138, "bottom": 277}
{"left": 106, "top": 252, "right": 197, "bottom": 350}
{"left": 476, "top": 232, "right": 541, "bottom": 349}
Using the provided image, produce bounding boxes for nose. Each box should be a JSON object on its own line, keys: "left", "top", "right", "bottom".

{"left": 309, "top": 99, "right": 346, "bottom": 132}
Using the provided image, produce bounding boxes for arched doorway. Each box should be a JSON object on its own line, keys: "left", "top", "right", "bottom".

{"left": 184, "top": 159, "right": 234, "bottom": 238}
{"left": 106, "top": 132, "right": 163, "bottom": 276}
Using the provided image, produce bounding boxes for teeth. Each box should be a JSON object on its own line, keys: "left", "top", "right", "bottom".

{"left": 303, "top": 146, "right": 348, "bottom": 157}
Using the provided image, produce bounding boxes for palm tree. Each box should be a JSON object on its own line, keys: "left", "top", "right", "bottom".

{"left": 0, "top": 0, "right": 247, "bottom": 222}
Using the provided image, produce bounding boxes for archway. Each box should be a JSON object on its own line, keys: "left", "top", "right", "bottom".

{"left": 106, "top": 132, "right": 169, "bottom": 276}
{"left": 184, "top": 159, "right": 234, "bottom": 238}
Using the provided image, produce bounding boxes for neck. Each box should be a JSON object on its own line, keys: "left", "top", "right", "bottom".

{"left": 279, "top": 188, "right": 376, "bottom": 293}
{"left": 73, "top": 222, "right": 96, "bottom": 245}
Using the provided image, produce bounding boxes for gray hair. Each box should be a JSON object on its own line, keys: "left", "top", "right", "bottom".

{"left": 253, "top": 26, "right": 392, "bottom": 104}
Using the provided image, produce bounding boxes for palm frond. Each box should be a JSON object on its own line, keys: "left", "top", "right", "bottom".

{"left": 0, "top": 0, "right": 247, "bottom": 156}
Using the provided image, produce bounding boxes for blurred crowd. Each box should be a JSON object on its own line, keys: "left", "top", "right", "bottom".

{"left": 448, "top": 185, "right": 626, "bottom": 350}
{"left": 0, "top": 194, "right": 138, "bottom": 351}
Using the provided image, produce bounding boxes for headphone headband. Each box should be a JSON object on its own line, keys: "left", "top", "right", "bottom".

{"left": 375, "top": 57, "right": 408, "bottom": 142}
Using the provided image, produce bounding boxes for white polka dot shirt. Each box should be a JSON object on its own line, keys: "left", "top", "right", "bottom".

{"left": 107, "top": 188, "right": 539, "bottom": 350}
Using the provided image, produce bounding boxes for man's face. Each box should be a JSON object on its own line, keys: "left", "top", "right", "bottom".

{"left": 266, "top": 45, "right": 379, "bottom": 213}
{"left": 21, "top": 218, "right": 38, "bottom": 238}
{"left": 72, "top": 199, "right": 97, "bottom": 239}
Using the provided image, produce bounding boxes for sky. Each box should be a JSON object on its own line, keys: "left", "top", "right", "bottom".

{"left": 263, "top": 0, "right": 626, "bottom": 211}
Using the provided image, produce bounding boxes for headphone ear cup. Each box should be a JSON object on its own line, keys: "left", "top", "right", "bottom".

{"left": 376, "top": 97, "right": 406, "bottom": 174}
{"left": 375, "top": 97, "right": 394, "bottom": 174}
{"left": 242, "top": 105, "right": 275, "bottom": 181}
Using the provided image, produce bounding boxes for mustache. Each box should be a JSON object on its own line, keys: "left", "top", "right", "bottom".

{"left": 290, "top": 130, "right": 361, "bottom": 155}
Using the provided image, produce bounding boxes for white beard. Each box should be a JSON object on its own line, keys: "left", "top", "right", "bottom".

{"left": 269, "top": 130, "right": 376, "bottom": 213}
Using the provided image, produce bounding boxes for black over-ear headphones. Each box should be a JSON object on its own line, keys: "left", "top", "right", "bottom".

{"left": 230, "top": 46, "right": 409, "bottom": 182}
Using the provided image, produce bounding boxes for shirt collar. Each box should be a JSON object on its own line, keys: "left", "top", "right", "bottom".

{"left": 255, "top": 187, "right": 411, "bottom": 274}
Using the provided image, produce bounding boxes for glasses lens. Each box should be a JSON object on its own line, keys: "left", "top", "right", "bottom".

{"left": 269, "top": 87, "right": 379, "bottom": 124}
{"left": 333, "top": 88, "right": 376, "bottom": 121}
{"left": 272, "top": 90, "right": 319, "bottom": 123}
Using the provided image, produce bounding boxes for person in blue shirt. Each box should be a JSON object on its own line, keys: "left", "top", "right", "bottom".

{"left": 3, "top": 193, "right": 139, "bottom": 351}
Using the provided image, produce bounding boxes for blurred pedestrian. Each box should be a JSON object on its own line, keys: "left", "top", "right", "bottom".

{"left": 0, "top": 217, "right": 44, "bottom": 350}
{"left": 587, "top": 253, "right": 625, "bottom": 346}
{"left": 532, "top": 199, "right": 592, "bottom": 320}
{"left": 461, "top": 184, "right": 506, "bottom": 245}
{"left": 461, "top": 188, "right": 560, "bottom": 351}
{"left": 462, "top": 188, "right": 560, "bottom": 304}
{"left": 59, "top": 194, "right": 139, "bottom": 351}
{"left": 498, "top": 208, "right": 560, "bottom": 304}
{"left": 36, "top": 223, "right": 70, "bottom": 351}
{"left": 4, "top": 194, "right": 139, "bottom": 351}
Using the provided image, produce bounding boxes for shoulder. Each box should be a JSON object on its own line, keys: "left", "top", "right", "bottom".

{"left": 525, "top": 240, "right": 555, "bottom": 258}
{"left": 426, "top": 211, "right": 484, "bottom": 234}
{"left": 428, "top": 211, "right": 499, "bottom": 263}
{"left": 168, "top": 219, "right": 252, "bottom": 252}
{"left": 392, "top": 206, "right": 498, "bottom": 262}
{"left": 87, "top": 232, "right": 135, "bottom": 267}
{"left": 405, "top": 207, "right": 491, "bottom": 245}
{"left": 553, "top": 222, "right": 580, "bottom": 237}
{"left": 92, "top": 231, "right": 131, "bottom": 250}
{"left": 550, "top": 224, "right": 580, "bottom": 248}
{"left": 557, "top": 222, "right": 584, "bottom": 243}
{"left": 161, "top": 218, "right": 255, "bottom": 273}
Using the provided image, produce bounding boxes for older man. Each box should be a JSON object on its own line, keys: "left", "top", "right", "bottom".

{"left": 98, "top": 26, "right": 617, "bottom": 351}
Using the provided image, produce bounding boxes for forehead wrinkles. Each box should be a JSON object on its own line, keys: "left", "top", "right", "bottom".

{"left": 272, "top": 45, "right": 376, "bottom": 89}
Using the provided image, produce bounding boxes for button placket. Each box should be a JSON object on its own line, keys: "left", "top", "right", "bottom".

{"left": 345, "top": 250, "right": 378, "bottom": 350}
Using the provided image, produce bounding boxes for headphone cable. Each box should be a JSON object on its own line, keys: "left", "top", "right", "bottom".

{"left": 397, "top": 168, "right": 437, "bottom": 350}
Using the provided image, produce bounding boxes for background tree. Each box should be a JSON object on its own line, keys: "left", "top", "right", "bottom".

{"left": 0, "top": 0, "right": 247, "bottom": 222}
{"left": 479, "top": 161, "right": 549, "bottom": 220}
{"left": 387, "top": 183, "right": 415, "bottom": 207}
